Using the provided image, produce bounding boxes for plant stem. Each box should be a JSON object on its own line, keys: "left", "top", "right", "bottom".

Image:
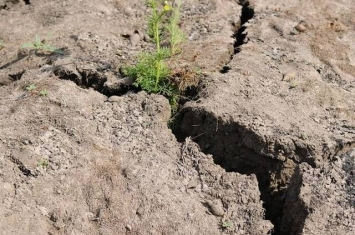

{"left": 155, "top": 21, "right": 160, "bottom": 52}
{"left": 154, "top": 12, "right": 161, "bottom": 90}
{"left": 155, "top": 60, "right": 161, "bottom": 90}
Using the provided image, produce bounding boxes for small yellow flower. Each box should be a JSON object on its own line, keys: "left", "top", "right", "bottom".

{"left": 163, "top": 1, "right": 171, "bottom": 11}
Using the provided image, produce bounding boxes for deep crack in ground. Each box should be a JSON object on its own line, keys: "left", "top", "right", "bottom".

{"left": 176, "top": 1, "right": 308, "bottom": 234}
{"left": 219, "top": 0, "right": 254, "bottom": 74}
{"left": 234, "top": 0, "right": 255, "bottom": 54}
{"left": 177, "top": 109, "right": 311, "bottom": 235}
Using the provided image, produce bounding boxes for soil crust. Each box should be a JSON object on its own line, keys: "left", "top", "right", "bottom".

{"left": 0, "top": 0, "right": 354, "bottom": 234}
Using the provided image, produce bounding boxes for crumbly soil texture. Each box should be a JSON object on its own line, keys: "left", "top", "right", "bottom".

{"left": 0, "top": 0, "right": 354, "bottom": 235}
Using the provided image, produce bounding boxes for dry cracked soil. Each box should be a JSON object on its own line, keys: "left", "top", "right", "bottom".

{"left": 0, "top": 0, "right": 354, "bottom": 235}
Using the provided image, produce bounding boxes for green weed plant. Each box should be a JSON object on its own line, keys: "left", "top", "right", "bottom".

{"left": 221, "top": 220, "right": 232, "bottom": 229}
{"left": 123, "top": 0, "right": 184, "bottom": 111}
{"left": 37, "top": 159, "right": 49, "bottom": 168}
{"left": 25, "top": 84, "right": 49, "bottom": 97}
{"left": 26, "top": 84, "right": 36, "bottom": 92}
{"left": 40, "top": 89, "right": 49, "bottom": 96}
{"left": 166, "top": 0, "right": 184, "bottom": 55}
{"left": 22, "top": 35, "right": 63, "bottom": 54}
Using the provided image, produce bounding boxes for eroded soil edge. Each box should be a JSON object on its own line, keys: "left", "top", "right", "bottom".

{"left": 178, "top": 109, "right": 301, "bottom": 234}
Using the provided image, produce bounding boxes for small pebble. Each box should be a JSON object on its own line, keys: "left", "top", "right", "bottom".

{"left": 136, "top": 205, "right": 144, "bottom": 216}
{"left": 282, "top": 71, "right": 297, "bottom": 81}
{"left": 295, "top": 22, "right": 307, "bottom": 32}
{"left": 126, "top": 225, "right": 132, "bottom": 231}
{"left": 130, "top": 33, "right": 141, "bottom": 46}
{"left": 108, "top": 96, "right": 122, "bottom": 103}
{"left": 207, "top": 201, "right": 224, "bottom": 217}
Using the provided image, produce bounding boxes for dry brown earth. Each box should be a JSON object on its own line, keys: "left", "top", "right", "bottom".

{"left": 0, "top": 0, "right": 354, "bottom": 234}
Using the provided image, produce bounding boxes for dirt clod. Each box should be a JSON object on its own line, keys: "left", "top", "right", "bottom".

{"left": 295, "top": 22, "right": 307, "bottom": 32}
{"left": 207, "top": 201, "right": 225, "bottom": 217}
{"left": 130, "top": 32, "right": 141, "bottom": 46}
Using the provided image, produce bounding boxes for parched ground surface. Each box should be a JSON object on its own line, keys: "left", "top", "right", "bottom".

{"left": 0, "top": 0, "right": 354, "bottom": 235}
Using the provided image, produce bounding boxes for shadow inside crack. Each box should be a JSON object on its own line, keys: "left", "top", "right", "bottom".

{"left": 176, "top": 109, "right": 310, "bottom": 235}
{"left": 219, "top": 0, "right": 255, "bottom": 74}
{"left": 233, "top": 0, "right": 255, "bottom": 54}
